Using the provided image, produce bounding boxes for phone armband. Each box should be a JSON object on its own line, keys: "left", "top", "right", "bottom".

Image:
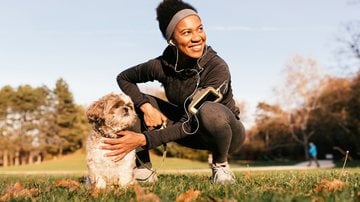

{"left": 188, "top": 86, "right": 223, "bottom": 114}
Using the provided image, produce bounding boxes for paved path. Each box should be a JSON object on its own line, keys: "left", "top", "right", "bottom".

{"left": 159, "top": 160, "right": 336, "bottom": 174}
{"left": 0, "top": 160, "right": 335, "bottom": 175}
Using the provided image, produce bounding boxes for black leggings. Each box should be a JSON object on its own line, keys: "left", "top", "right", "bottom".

{"left": 135, "top": 95, "right": 245, "bottom": 165}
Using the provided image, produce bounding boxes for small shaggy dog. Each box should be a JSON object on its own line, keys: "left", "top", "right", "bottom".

{"left": 85, "top": 93, "right": 137, "bottom": 189}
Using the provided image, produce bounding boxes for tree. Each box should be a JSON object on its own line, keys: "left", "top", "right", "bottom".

{"left": 51, "top": 78, "right": 88, "bottom": 156}
{"left": 274, "top": 55, "right": 325, "bottom": 159}
{"left": 4, "top": 85, "right": 49, "bottom": 165}
{"left": 0, "top": 86, "right": 15, "bottom": 166}
{"left": 253, "top": 102, "right": 295, "bottom": 159}
{"left": 346, "top": 72, "right": 360, "bottom": 156}
{"left": 336, "top": 20, "right": 360, "bottom": 70}
{"left": 336, "top": 0, "right": 360, "bottom": 70}
{"left": 0, "top": 79, "right": 91, "bottom": 166}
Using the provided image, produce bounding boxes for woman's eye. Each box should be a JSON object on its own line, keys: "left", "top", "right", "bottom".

{"left": 182, "top": 31, "right": 191, "bottom": 35}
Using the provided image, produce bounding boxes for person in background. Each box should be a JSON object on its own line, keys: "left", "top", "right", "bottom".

{"left": 102, "top": 0, "right": 246, "bottom": 184}
{"left": 308, "top": 142, "right": 320, "bottom": 167}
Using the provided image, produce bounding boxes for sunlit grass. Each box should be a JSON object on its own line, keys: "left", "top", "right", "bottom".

{"left": 0, "top": 168, "right": 359, "bottom": 201}
{"left": 1, "top": 150, "right": 359, "bottom": 201}
{"left": 0, "top": 150, "right": 210, "bottom": 172}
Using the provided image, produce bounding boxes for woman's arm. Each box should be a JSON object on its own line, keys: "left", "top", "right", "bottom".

{"left": 116, "top": 58, "right": 163, "bottom": 108}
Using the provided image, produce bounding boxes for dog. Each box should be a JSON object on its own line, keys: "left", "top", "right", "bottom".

{"left": 85, "top": 93, "right": 137, "bottom": 189}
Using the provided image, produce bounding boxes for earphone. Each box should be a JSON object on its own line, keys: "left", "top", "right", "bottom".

{"left": 168, "top": 40, "right": 175, "bottom": 46}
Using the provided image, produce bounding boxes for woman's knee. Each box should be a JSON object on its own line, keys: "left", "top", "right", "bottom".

{"left": 197, "top": 102, "right": 233, "bottom": 131}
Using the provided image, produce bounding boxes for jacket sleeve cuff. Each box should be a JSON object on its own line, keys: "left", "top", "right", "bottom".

{"left": 142, "top": 130, "right": 167, "bottom": 150}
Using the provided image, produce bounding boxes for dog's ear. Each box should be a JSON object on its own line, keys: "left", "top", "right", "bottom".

{"left": 86, "top": 99, "right": 105, "bottom": 123}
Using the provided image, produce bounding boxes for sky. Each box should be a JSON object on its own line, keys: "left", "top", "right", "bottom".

{"left": 0, "top": 0, "right": 359, "bottom": 127}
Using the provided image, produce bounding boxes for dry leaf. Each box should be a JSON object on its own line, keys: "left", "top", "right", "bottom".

{"left": 90, "top": 188, "right": 101, "bottom": 198}
{"left": 207, "top": 196, "right": 237, "bottom": 202}
{"left": 311, "top": 196, "right": 324, "bottom": 202}
{"left": 314, "top": 179, "right": 346, "bottom": 193}
{"left": 133, "top": 184, "right": 160, "bottom": 202}
{"left": 54, "top": 179, "right": 81, "bottom": 192}
{"left": 0, "top": 182, "right": 39, "bottom": 201}
{"left": 176, "top": 189, "right": 201, "bottom": 202}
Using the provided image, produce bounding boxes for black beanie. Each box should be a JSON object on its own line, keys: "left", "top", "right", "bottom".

{"left": 156, "top": 0, "right": 198, "bottom": 40}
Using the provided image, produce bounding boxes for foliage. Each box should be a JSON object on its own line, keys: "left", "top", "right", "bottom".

{"left": 0, "top": 169, "right": 359, "bottom": 201}
{"left": 0, "top": 78, "right": 91, "bottom": 166}
{"left": 248, "top": 102, "right": 296, "bottom": 159}
{"left": 248, "top": 55, "right": 360, "bottom": 161}
{"left": 50, "top": 79, "right": 90, "bottom": 155}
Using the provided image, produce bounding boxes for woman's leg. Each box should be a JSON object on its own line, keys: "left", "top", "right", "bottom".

{"left": 176, "top": 102, "right": 245, "bottom": 163}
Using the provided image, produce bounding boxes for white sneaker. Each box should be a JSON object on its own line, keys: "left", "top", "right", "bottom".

{"left": 134, "top": 168, "right": 158, "bottom": 183}
{"left": 210, "top": 162, "right": 236, "bottom": 184}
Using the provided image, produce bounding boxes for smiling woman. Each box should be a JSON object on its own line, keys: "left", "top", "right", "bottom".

{"left": 95, "top": 0, "right": 246, "bottom": 185}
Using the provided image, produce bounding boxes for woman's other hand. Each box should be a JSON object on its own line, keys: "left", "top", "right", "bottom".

{"left": 140, "top": 103, "right": 167, "bottom": 128}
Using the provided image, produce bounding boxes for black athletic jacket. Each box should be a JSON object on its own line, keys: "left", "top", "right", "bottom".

{"left": 117, "top": 45, "right": 239, "bottom": 149}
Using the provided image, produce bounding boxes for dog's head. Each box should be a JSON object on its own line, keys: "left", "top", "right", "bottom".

{"left": 86, "top": 93, "right": 137, "bottom": 138}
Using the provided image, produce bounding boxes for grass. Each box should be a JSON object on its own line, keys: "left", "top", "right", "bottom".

{"left": 1, "top": 152, "right": 360, "bottom": 201}
{"left": 0, "top": 151, "right": 87, "bottom": 172}
{"left": 0, "top": 150, "right": 210, "bottom": 173}
{"left": 0, "top": 169, "right": 359, "bottom": 201}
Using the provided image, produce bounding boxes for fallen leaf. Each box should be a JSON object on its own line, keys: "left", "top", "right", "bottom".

{"left": 207, "top": 196, "right": 237, "bottom": 202}
{"left": 90, "top": 188, "right": 101, "bottom": 198}
{"left": 0, "top": 182, "right": 39, "bottom": 201}
{"left": 176, "top": 189, "right": 201, "bottom": 202}
{"left": 54, "top": 179, "right": 81, "bottom": 192}
{"left": 314, "top": 179, "right": 346, "bottom": 193}
{"left": 133, "top": 184, "right": 160, "bottom": 202}
{"left": 311, "top": 196, "right": 324, "bottom": 202}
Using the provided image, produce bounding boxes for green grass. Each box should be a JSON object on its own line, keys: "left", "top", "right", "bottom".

{"left": 0, "top": 152, "right": 359, "bottom": 201}
{"left": 0, "top": 151, "right": 87, "bottom": 172}
{"left": 0, "top": 169, "right": 359, "bottom": 201}
{"left": 0, "top": 150, "right": 210, "bottom": 173}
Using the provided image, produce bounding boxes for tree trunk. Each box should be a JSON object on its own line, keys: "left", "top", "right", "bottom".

{"left": 21, "top": 153, "right": 28, "bottom": 165}
{"left": 35, "top": 153, "right": 42, "bottom": 164}
{"left": 28, "top": 151, "right": 34, "bottom": 164}
{"left": 14, "top": 151, "right": 20, "bottom": 166}
{"left": 3, "top": 150, "right": 9, "bottom": 167}
{"left": 8, "top": 153, "right": 14, "bottom": 166}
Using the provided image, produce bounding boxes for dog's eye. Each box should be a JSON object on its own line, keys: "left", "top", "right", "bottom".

{"left": 126, "top": 103, "right": 134, "bottom": 111}
{"left": 122, "top": 107, "right": 129, "bottom": 114}
{"left": 112, "top": 103, "right": 120, "bottom": 109}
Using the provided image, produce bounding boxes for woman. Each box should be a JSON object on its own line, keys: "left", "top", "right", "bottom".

{"left": 102, "top": 0, "right": 245, "bottom": 184}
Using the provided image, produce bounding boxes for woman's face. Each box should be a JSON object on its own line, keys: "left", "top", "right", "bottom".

{"left": 172, "top": 15, "right": 206, "bottom": 59}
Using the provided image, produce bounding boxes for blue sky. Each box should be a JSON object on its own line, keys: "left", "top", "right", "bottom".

{"left": 0, "top": 0, "right": 359, "bottom": 127}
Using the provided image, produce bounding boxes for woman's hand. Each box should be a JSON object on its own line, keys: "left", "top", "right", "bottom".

{"left": 140, "top": 103, "right": 167, "bottom": 128}
{"left": 101, "top": 130, "right": 146, "bottom": 162}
